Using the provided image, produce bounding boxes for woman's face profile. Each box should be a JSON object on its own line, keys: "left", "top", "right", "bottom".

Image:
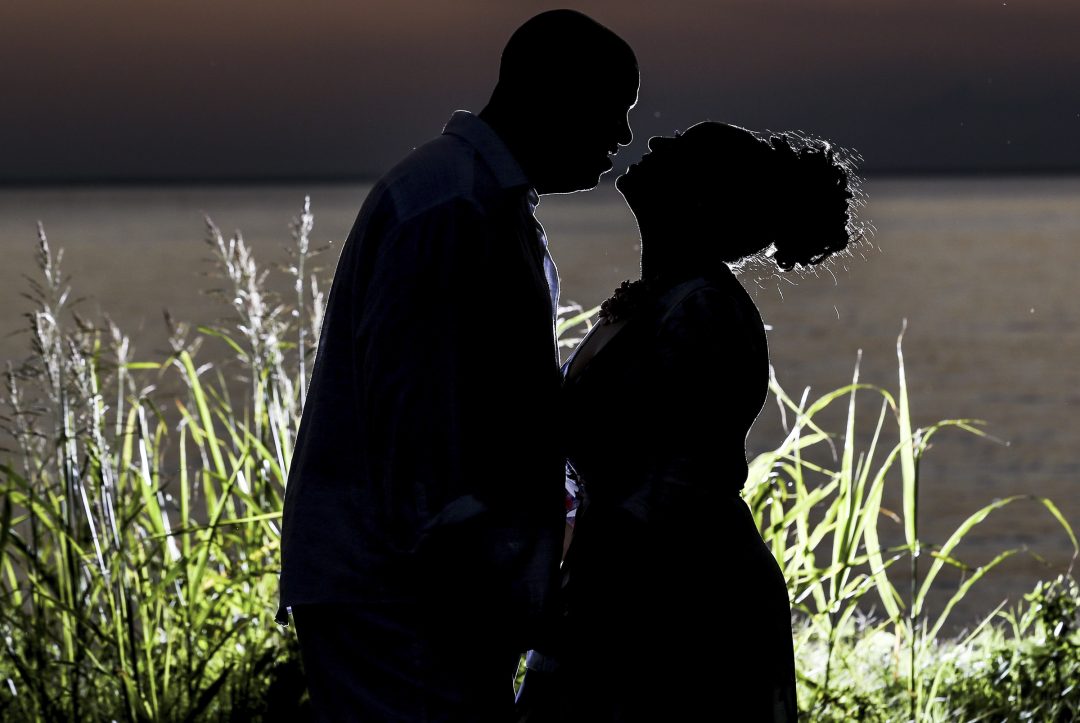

{"left": 616, "top": 123, "right": 723, "bottom": 216}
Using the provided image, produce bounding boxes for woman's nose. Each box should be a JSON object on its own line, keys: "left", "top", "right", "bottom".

{"left": 647, "top": 135, "right": 677, "bottom": 153}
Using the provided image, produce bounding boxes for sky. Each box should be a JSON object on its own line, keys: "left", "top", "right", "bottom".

{"left": 2, "top": 0, "right": 1079, "bottom": 183}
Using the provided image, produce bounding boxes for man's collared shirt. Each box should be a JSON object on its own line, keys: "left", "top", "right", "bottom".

{"left": 278, "top": 110, "right": 566, "bottom": 633}
{"left": 441, "top": 111, "right": 560, "bottom": 319}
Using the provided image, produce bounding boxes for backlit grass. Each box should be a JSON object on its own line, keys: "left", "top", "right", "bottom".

{"left": 1, "top": 200, "right": 1076, "bottom": 721}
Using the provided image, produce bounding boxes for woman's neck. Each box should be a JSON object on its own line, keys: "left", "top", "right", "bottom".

{"left": 638, "top": 222, "right": 738, "bottom": 288}
{"left": 639, "top": 233, "right": 707, "bottom": 290}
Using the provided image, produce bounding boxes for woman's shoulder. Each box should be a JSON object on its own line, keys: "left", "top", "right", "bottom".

{"left": 656, "top": 268, "right": 756, "bottom": 328}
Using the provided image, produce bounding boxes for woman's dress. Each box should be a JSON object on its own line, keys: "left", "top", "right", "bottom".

{"left": 558, "top": 266, "right": 798, "bottom": 722}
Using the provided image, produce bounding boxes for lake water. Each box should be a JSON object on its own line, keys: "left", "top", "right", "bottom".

{"left": 1, "top": 177, "right": 1078, "bottom": 628}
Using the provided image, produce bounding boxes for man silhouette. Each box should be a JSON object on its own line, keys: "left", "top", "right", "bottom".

{"left": 277, "top": 10, "right": 638, "bottom": 722}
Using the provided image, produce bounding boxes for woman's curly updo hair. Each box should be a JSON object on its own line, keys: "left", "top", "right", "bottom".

{"left": 761, "top": 129, "right": 864, "bottom": 270}
{"left": 657, "top": 122, "right": 866, "bottom": 272}
{"left": 607, "top": 123, "right": 866, "bottom": 321}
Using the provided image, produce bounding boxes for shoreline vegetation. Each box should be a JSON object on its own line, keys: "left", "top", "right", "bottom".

{"left": 1, "top": 200, "right": 1076, "bottom": 721}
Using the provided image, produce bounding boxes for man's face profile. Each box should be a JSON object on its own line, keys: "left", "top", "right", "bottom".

{"left": 541, "top": 67, "right": 639, "bottom": 194}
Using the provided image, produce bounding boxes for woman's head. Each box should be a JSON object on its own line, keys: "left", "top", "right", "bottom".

{"left": 616, "top": 121, "right": 863, "bottom": 277}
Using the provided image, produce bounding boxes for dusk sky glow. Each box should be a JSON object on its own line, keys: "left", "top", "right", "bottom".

{"left": 3, "top": 0, "right": 1079, "bottom": 182}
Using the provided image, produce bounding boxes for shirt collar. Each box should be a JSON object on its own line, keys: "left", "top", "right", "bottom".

{"left": 442, "top": 110, "right": 532, "bottom": 193}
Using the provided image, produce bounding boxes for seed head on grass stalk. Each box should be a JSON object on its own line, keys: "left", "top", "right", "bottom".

{"left": 285, "top": 196, "right": 332, "bottom": 403}
{"left": 1, "top": 206, "right": 328, "bottom": 719}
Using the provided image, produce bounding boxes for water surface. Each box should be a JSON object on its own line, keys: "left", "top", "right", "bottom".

{"left": 2, "top": 177, "right": 1078, "bottom": 627}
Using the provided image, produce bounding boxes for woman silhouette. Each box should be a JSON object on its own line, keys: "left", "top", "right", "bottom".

{"left": 526, "top": 122, "right": 861, "bottom": 722}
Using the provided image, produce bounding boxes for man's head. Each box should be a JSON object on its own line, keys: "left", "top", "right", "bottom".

{"left": 481, "top": 10, "right": 639, "bottom": 195}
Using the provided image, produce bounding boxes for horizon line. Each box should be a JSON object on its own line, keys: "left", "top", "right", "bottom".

{"left": 4, "top": 166, "right": 1080, "bottom": 188}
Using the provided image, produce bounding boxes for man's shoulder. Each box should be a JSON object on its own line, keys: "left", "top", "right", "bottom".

{"left": 374, "top": 133, "right": 504, "bottom": 224}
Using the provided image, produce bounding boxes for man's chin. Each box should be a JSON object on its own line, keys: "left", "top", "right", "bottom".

{"left": 557, "top": 173, "right": 607, "bottom": 194}
{"left": 583, "top": 158, "right": 615, "bottom": 189}
{"left": 542, "top": 158, "right": 616, "bottom": 194}
{"left": 582, "top": 155, "right": 615, "bottom": 185}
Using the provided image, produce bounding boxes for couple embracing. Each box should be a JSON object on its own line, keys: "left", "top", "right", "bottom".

{"left": 278, "top": 10, "right": 859, "bottom": 723}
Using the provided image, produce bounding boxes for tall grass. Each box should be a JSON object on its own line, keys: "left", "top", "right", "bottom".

{"left": 1, "top": 200, "right": 1076, "bottom": 720}
{"left": 743, "top": 325, "right": 1079, "bottom": 721}
{"left": 0, "top": 202, "right": 325, "bottom": 720}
